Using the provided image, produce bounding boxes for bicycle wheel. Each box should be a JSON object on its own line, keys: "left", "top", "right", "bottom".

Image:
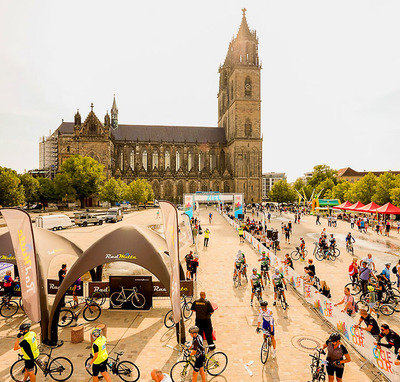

{"left": 355, "top": 300, "right": 369, "bottom": 313}
{"left": 290, "top": 250, "right": 300, "bottom": 260}
{"left": 233, "top": 275, "right": 240, "bottom": 288}
{"left": 344, "top": 282, "right": 361, "bottom": 296}
{"left": 91, "top": 291, "right": 106, "bottom": 306}
{"left": 170, "top": 360, "right": 193, "bottom": 382}
{"left": 328, "top": 253, "right": 336, "bottom": 262}
{"left": 84, "top": 357, "right": 93, "bottom": 376}
{"left": 117, "top": 360, "right": 140, "bottom": 382}
{"left": 110, "top": 292, "right": 124, "bottom": 307}
{"left": 58, "top": 309, "right": 74, "bottom": 327}
{"left": 280, "top": 294, "right": 287, "bottom": 310}
{"left": 0, "top": 300, "right": 19, "bottom": 317}
{"left": 131, "top": 293, "right": 146, "bottom": 308}
{"left": 333, "top": 248, "right": 340, "bottom": 257}
{"left": 48, "top": 356, "right": 74, "bottom": 381}
{"left": 379, "top": 304, "right": 395, "bottom": 316}
{"left": 83, "top": 304, "right": 101, "bottom": 322}
{"left": 260, "top": 339, "right": 270, "bottom": 364}
{"left": 19, "top": 297, "right": 24, "bottom": 310}
{"left": 314, "top": 251, "right": 324, "bottom": 261}
{"left": 164, "top": 310, "right": 175, "bottom": 328}
{"left": 182, "top": 302, "right": 193, "bottom": 320}
{"left": 10, "top": 359, "right": 37, "bottom": 381}
{"left": 206, "top": 351, "right": 228, "bottom": 376}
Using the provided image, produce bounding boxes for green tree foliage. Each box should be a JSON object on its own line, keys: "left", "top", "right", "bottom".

{"left": 390, "top": 187, "right": 400, "bottom": 207}
{"left": 330, "top": 181, "right": 351, "bottom": 202}
{"left": 372, "top": 173, "right": 397, "bottom": 205}
{"left": 316, "top": 178, "right": 336, "bottom": 198}
{"left": 99, "top": 178, "right": 128, "bottom": 205}
{"left": 19, "top": 173, "right": 39, "bottom": 209}
{"left": 344, "top": 173, "right": 377, "bottom": 204}
{"left": 54, "top": 173, "right": 77, "bottom": 203}
{"left": 125, "top": 179, "right": 154, "bottom": 205}
{"left": 293, "top": 178, "right": 313, "bottom": 201}
{"left": 0, "top": 167, "right": 25, "bottom": 207}
{"left": 37, "top": 178, "right": 56, "bottom": 209}
{"left": 269, "top": 180, "right": 297, "bottom": 203}
{"left": 307, "top": 165, "right": 337, "bottom": 189}
{"left": 58, "top": 155, "right": 105, "bottom": 207}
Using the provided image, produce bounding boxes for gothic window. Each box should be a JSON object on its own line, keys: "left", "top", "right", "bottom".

{"left": 165, "top": 151, "right": 170, "bottom": 169}
{"left": 152, "top": 150, "right": 158, "bottom": 169}
{"left": 201, "top": 184, "right": 208, "bottom": 192}
{"left": 176, "top": 151, "right": 180, "bottom": 172}
{"left": 245, "top": 119, "right": 252, "bottom": 137}
{"left": 130, "top": 150, "right": 135, "bottom": 169}
{"left": 142, "top": 150, "right": 147, "bottom": 171}
{"left": 120, "top": 152, "right": 123, "bottom": 170}
{"left": 198, "top": 153, "right": 204, "bottom": 171}
{"left": 210, "top": 152, "right": 216, "bottom": 170}
{"left": 245, "top": 76, "right": 252, "bottom": 97}
{"left": 188, "top": 151, "right": 193, "bottom": 171}
{"left": 164, "top": 181, "right": 172, "bottom": 199}
{"left": 189, "top": 181, "right": 196, "bottom": 193}
{"left": 67, "top": 146, "right": 70, "bottom": 153}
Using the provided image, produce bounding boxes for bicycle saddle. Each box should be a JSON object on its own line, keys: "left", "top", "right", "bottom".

{"left": 115, "top": 351, "right": 124, "bottom": 356}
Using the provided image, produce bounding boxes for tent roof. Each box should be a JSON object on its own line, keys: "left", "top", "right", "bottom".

{"left": 332, "top": 201, "right": 353, "bottom": 210}
{"left": 376, "top": 202, "right": 400, "bottom": 214}
{"left": 346, "top": 201, "right": 365, "bottom": 211}
{"left": 357, "top": 202, "right": 381, "bottom": 213}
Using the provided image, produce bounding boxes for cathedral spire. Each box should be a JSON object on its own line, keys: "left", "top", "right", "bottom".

{"left": 111, "top": 94, "right": 118, "bottom": 129}
{"left": 237, "top": 8, "right": 253, "bottom": 40}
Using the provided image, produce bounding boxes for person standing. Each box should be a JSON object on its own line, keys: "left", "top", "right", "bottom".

{"left": 185, "top": 251, "right": 194, "bottom": 280}
{"left": 359, "top": 261, "right": 376, "bottom": 295}
{"left": 86, "top": 328, "right": 112, "bottom": 382}
{"left": 334, "top": 287, "right": 355, "bottom": 316}
{"left": 3, "top": 270, "right": 14, "bottom": 297}
{"left": 14, "top": 323, "right": 39, "bottom": 382}
{"left": 191, "top": 291, "right": 215, "bottom": 350}
{"left": 395, "top": 259, "right": 400, "bottom": 288}
{"left": 188, "top": 326, "right": 206, "bottom": 382}
{"left": 375, "top": 324, "right": 400, "bottom": 355}
{"left": 190, "top": 256, "right": 199, "bottom": 281}
{"left": 381, "top": 262, "right": 391, "bottom": 284}
{"left": 238, "top": 225, "right": 244, "bottom": 243}
{"left": 192, "top": 225, "right": 198, "bottom": 244}
{"left": 354, "top": 307, "right": 380, "bottom": 340}
{"left": 348, "top": 258, "right": 359, "bottom": 286}
{"left": 58, "top": 264, "right": 67, "bottom": 307}
{"left": 151, "top": 369, "right": 172, "bottom": 382}
{"left": 72, "top": 277, "right": 82, "bottom": 306}
{"left": 203, "top": 228, "right": 210, "bottom": 247}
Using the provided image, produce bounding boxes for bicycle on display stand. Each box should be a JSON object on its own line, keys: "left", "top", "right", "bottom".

{"left": 58, "top": 298, "right": 101, "bottom": 327}
{"left": 164, "top": 295, "right": 193, "bottom": 328}
{"left": 110, "top": 286, "right": 146, "bottom": 308}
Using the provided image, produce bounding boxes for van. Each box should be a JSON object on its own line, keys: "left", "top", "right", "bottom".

{"left": 35, "top": 215, "right": 73, "bottom": 231}
{"left": 105, "top": 207, "right": 123, "bottom": 223}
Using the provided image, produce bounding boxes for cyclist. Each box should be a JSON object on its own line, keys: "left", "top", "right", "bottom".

{"left": 188, "top": 326, "right": 206, "bottom": 382}
{"left": 258, "top": 251, "right": 271, "bottom": 284}
{"left": 233, "top": 250, "right": 246, "bottom": 284}
{"left": 299, "top": 237, "right": 306, "bottom": 261}
{"left": 360, "top": 253, "right": 376, "bottom": 271}
{"left": 318, "top": 234, "right": 329, "bottom": 258}
{"left": 250, "top": 268, "right": 264, "bottom": 306}
{"left": 329, "top": 234, "right": 336, "bottom": 251}
{"left": 238, "top": 225, "right": 245, "bottom": 243}
{"left": 256, "top": 301, "right": 277, "bottom": 358}
{"left": 272, "top": 268, "right": 287, "bottom": 307}
{"left": 208, "top": 212, "right": 212, "bottom": 224}
{"left": 375, "top": 324, "right": 400, "bottom": 356}
{"left": 13, "top": 322, "right": 39, "bottom": 382}
{"left": 345, "top": 232, "right": 355, "bottom": 251}
{"left": 86, "top": 328, "right": 112, "bottom": 382}
{"left": 381, "top": 262, "right": 391, "bottom": 284}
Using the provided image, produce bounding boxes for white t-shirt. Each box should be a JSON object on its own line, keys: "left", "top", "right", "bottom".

{"left": 362, "top": 257, "right": 374, "bottom": 268}
{"left": 258, "top": 308, "right": 274, "bottom": 324}
{"left": 161, "top": 374, "right": 173, "bottom": 382}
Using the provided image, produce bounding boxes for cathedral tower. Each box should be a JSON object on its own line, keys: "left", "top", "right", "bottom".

{"left": 218, "top": 9, "right": 262, "bottom": 202}
{"left": 111, "top": 94, "right": 118, "bottom": 129}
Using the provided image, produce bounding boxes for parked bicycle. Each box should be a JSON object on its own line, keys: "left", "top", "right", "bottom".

{"left": 0, "top": 294, "right": 20, "bottom": 318}
{"left": 110, "top": 286, "right": 146, "bottom": 308}
{"left": 170, "top": 342, "right": 228, "bottom": 381}
{"left": 309, "top": 348, "right": 327, "bottom": 382}
{"left": 85, "top": 350, "right": 140, "bottom": 382}
{"left": 164, "top": 295, "right": 193, "bottom": 328}
{"left": 258, "top": 328, "right": 272, "bottom": 364}
{"left": 290, "top": 247, "right": 308, "bottom": 261}
{"left": 58, "top": 298, "right": 101, "bottom": 327}
{"left": 10, "top": 344, "right": 73, "bottom": 381}
{"left": 90, "top": 290, "right": 107, "bottom": 306}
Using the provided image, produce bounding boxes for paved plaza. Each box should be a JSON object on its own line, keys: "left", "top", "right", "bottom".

{"left": 0, "top": 207, "right": 395, "bottom": 381}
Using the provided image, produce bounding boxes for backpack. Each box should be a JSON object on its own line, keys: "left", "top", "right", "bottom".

{"left": 393, "top": 266, "right": 398, "bottom": 274}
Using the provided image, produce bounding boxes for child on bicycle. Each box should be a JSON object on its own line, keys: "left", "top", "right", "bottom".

{"left": 86, "top": 328, "right": 112, "bottom": 382}
{"left": 188, "top": 326, "right": 206, "bottom": 382}
{"left": 256, "top": 301, "right": 277, "bottom": 358}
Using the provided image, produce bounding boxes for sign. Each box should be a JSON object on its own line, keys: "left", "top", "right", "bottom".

{"left": 109, "top": 276, "right": 152, "bottom": 310}
{"left": 184, "top": 194, "right": 194, "bottom": 220}
{"left": 88, "top": 282, "right": 110, "bottom": 297}
{"left": 47, "top": 279, "right": 83, "bottom": 296}
{"left": 153, "top": 280, "right": 193, "bottom": 297}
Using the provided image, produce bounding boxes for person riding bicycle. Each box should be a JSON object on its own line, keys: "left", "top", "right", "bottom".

{"left": 345, "top": 232, "right": 355, "bottom": 250}
{"left": 250, "top": 268, "right": 264, "bottom": 307}
{"left": 233, "top": 250, "right": 246, "bottom": 284}
{"left": 329, "top": 234, "right": 336, "bottom": 250}
{"left": 318, "top": 234, "right": 329, "bottom": 258}
{"left": 360, "top": 253, "right": 376, "bottom": 271}
{"left": 321, "top": 332, "right": 351, "bottom": 382}
{"left": 299, "top": 237, "right": 306, "bottom": 261}
{"left": 258, "top": 251, "right": 271, "bottom": 284}
{"left": 13, "top": 322, "right": 39, "bottom": 382}
{"left": 272, "top": 268, "right": 287, "bottom": 307}
{"left": 256, "top": 301, "right": 277, "bottom": 358}
{"left": 188, "top": 326, "right": 207, "bottom": 382}
{"left": 86, "top": 328, "right": 112, "bottom": 382}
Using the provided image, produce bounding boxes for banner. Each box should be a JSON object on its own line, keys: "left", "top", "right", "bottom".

{"left": 234, "top": 194, "right": 243, "bottom": 218}
{"left": 153, "top": 280, "right": 194, "bottom": 297}
{"left": 47, "top": 279, "right": 83, "bottom": 296}
{"left": 1, "top": 208, "right": 41, "bottom": 322}
{"left": 160, "top": 201, "right": 182, "bottom": 324}
{"left": 183, "top": 194, "right": 194, "bottom": 220}
{"left": 179, "top": 213, "right": 193, "bottom": 251}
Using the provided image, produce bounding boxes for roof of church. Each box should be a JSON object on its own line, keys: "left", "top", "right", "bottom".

{"left": 55, "top": 122, "right": 226, "bottom": 144}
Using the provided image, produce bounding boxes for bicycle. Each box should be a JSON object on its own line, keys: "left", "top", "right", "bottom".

{"left": 170, "top": 342, "right": 228, "bottom": 381}
{"left": 164, "top": 295, "right": 193, "bottom": 328}
{"left": 90, "top": 290, "right": 107, "bottom": 306}
{"left": 0, "top": 294, "right": 20, "bottom": 318}
{"left": 257, "top": 328, "right": 272, "bottom": 364}
{"left": 290, "top": 247, "right": 308, "bottom": 261}
{"left": 275, "top": 285, "right": 288, "bottom": 310}
{"left": 313, "top": 243, "right": 336, "bottom": 262}
{"left": 58, "top": 298, "right": 101, "bottom": 327}
{"left": 309, "top": 348, "right": 327, "bottom": 382}
{"left": 85, "top": 350, "right": 140, "bottom": 381}
{"left": 329, "top": 245, "right": 340, "bottom": 258}
{"left": 233, "top": 264, "right": 248, "bottom": 288}
{"left": 110, "top": 286, "right": 146, "bottom": 308}
{"left": 10, "top": 344, "right": 73, "bottom": 381}
{"left": 355, "top": 298, "right": 395, "bottom": 316}
{"left": 346, "top": 241, "right": 354, "bottom": 255}
{"left": 254, "top": 285, "right": 264, "bottom": 305}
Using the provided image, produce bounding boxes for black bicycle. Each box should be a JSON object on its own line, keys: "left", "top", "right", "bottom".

{"left": 58, "top": 298, "right": 101, "bottom": 327}
{"left": 10, "top": 345, "right": 73, "bottom": 381}
{"left": 164, "top": 295, "right": 193, "bottom": 328}
{"left": 275, "top": 285, "right": 288, "bottom": 310}
{"left": 290, "top": 247, "right": 308, "bottom": 260}
{"left": 0, "top": 294, "right": 19, "bottom": 317}
{"left": 254, "top": 285, "right": 264, "bottom": 305}
{"left": 85, "top": 351, "right": 140, "bottom": 381}
{"left": 258, "top": 328, "right": 272, "bottom": 364}
{"left": 309, "top": 348, "right": 327, "bottom": 382}
{"left": 90, "top": 290, "right": 107, "bottom": 306}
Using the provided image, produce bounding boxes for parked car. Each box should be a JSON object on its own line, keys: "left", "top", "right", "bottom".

{"left": 74, "top": 213, "right": 104, "bottom": 227}
{"left": 105, "top": 207, "right": 123, "bottom": 223}
{"left": 35, "top": 214, "right": 73, "bottom": 231}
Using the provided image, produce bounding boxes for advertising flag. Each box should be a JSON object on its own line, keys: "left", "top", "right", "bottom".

{"left": 1, "top": 208, "right": 41, "bottom": 322}
{"left": 159, "top": 201, "right": 182, "bottom": 324}
{"left": 179, "top": 213, "right": 193, "bottom": 251}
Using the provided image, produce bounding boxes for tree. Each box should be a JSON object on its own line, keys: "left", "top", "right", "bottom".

{"left": 372, "top": 173, "right": 397, "bottom": 205}
{"left": 125, "top": 179, "right": 154, "bottom": 205}
{"left": 316, "top": 178, "right": 335, "bottom": 198}
{"left": 0, "top": 167, "right": 25, "bottom": 207}
{"left": 37, "top": 178, "right": 56, "bottom": 210}
{"left": 20, "top": 173, "right": 39, "bottom": 210}
{"left": 269, "top": 180, "right": 297, "bottom": 203}
{"left": 390, "top": 188, "right": 400, "bottom": 208}
{"left": 99, "top": 178, "right": 128, "bottom": 205}
{"left": 345, "top": 173, "right": 377, "bottom": 204}
{"left": 59, "top": 155, "right": 105, "bottom": 207}
{"left": 307, "top": 165, "right": 337, "bottom": 189}
{"left": 54, "top": 173, "right": 77, "bottom": 203}
{"left": 330, "top": 181, "right": 351, "bottom": 202}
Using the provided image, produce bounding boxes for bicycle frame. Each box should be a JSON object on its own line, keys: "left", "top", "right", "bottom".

{"left": 117, "top": 287, "right": 139, "bottom": 302}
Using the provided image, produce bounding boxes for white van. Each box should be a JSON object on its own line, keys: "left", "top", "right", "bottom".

{"left": 35, "top": 214, "right": 73, "bottom": 231}
{"left": 105, "top": 207, "right": 123, "bottom": 223}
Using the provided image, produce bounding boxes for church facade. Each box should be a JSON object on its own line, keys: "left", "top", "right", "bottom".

{"left": 42, "top": 10, "right": 263, "bottom": 204}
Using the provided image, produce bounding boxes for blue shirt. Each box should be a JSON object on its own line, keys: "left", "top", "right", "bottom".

{"left": 382, "top": 268, "right": 390, "bottom": 281}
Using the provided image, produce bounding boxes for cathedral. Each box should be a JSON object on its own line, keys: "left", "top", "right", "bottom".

{"left": 41, "top": 9, "right": 263, "bottom": 204}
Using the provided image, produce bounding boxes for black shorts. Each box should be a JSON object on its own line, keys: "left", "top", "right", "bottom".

{"left": 252, "top": 285, "right": 261, "bottom": 294}
{"left": 186, "top": 263, "right": 191, "bottom": 271}
{"left": 326, "top": 364, "right": 344, "bottom": 378}
{"left": 235, "top": 263, "right": 242, "bottom": 270}
{"left": 194, "top": 355, "right": 205, "bottom": 372}
{"left": 93, "top": 359, "right": 108, "bottom": 376}
{"left": 261, "top": 265, "right": 269, "bottom": 272}
{"left": 24, "top": 359, "right": 35, "bottom": 371}
{"left": 274, "top": 285, "right": 284, "bottom": 293}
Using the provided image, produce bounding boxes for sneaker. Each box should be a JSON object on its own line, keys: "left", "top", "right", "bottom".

{"left": 273, "top": 301, "right": 276, "bottom": 306}
{"left": 250, "top": 301, "right": 253, "bottom": 307}
{"left": 300, "top": 258, "right": 304, "bottom": 262}
{"left": 272, "top": 349, "right": 276, "bottom": 358}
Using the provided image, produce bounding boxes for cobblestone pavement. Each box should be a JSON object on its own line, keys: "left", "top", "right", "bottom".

{"left": 0, "top": 208, "right": 383, "bottom": 381}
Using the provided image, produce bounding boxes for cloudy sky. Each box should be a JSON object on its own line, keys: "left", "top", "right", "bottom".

{"left": 1, "top": 0, "right": 400, "bottom": 181}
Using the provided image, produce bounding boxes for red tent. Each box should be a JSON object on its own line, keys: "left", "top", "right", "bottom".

{"left": 332, "top": 201, "right": 353, "bottom": 210}
{"left": 376, "top": 202, "right": 400, "bottom": 215}
{"left": 357, "top": 202, "right": 381, "bottom": 213}
{"left": 346, "top": 201, "right": 365, "bottom": 211}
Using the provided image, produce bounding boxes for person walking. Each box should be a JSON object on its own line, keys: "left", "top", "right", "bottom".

{"left": 203, "top": 228, "right": 210, "bottom": 247}
{"left": 188, "top": 326, "right": 206, "bottom": 382}
{"left": 191, "top": 291, "right": 215, "bottom": 350}
{"left": 86, "top": 328, "right": 112, "bottom": 382}
{"left": 151, "top": 369, "right": 172, "bottom": 381}
{"left": 13, "top": 322, "right": 39, "bottom": 382}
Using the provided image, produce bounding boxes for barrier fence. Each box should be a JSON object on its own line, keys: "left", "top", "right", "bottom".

{"left": 221, "top": 211, "right": 399, "bottom": 381}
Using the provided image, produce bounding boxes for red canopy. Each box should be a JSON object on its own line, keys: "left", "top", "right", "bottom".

{"left": 346, "top": 201, "right": 365, "bottom": 211}
{"left": 332, "top": 201, "right": 353, "bottom": 210}
{"left": 376, "top": 202, "right": 400, "bottom": 215}
{"left": 357, "top": 202, "right": 381, "bottom": 213}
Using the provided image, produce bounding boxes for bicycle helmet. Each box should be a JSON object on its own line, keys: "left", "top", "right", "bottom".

{"left": 367, "top": 285, "right": 375, "bottom": 292}
{"left": 252, "top": 268, "right": 257, "bottom": 272}
{"left": 189, "top": 326, "right": 199, "bottom": 334}
{"left": 91, "top": 328, "right": 102, "bottom": 338}
{"left": 275, "top": 268, "right": 280, "bottom": 273}
{"left": 260, "top": 301, "right": 268, "bottom": 307}
{"left": 19, "top": 323, "right": 31, "bottom": 332}
{"left": 329, "top": 332, "right": 341, "bottom": 342}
